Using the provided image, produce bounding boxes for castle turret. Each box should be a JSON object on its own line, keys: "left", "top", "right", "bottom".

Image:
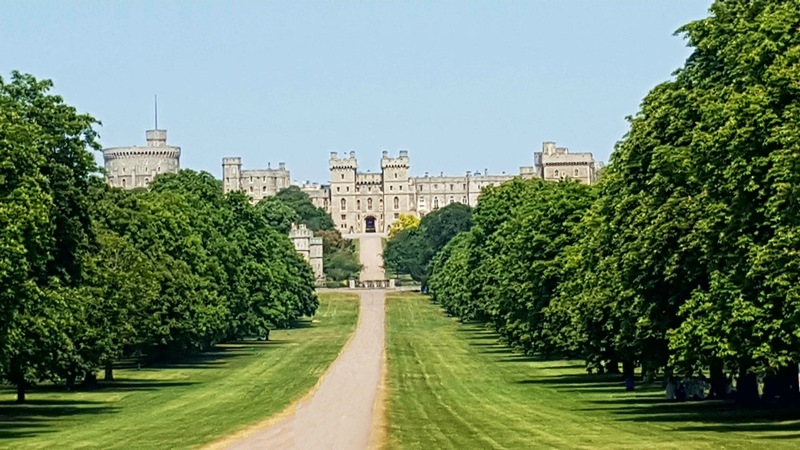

{"left": 222, "top": 157, "right": 242, "bottom": 194}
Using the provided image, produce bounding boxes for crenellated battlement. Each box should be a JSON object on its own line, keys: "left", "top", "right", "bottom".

{"left": 329, "top": 150, "right": 358, "bottom": 170}
{"left": 380, "top": 149, "right": 410, "bottom": 169}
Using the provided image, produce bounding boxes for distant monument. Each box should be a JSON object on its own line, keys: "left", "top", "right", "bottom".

{"left": 102, "top": 99, "right": 181, "bottom": 189}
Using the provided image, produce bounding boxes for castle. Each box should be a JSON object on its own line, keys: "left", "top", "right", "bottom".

{"left": 222, "top": 142, "right": 599, "bottom": 234}
{"left": 102, "top": 128, "right": 181, "bottom": 189}
{"left": 289, "top": 224, "right": 324, "bottom": 285}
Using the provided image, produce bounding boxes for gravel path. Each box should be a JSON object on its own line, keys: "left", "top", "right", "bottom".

{"left": 223, "top": 237, "right": 387, "bottom": 449}
{"left": 358, "top": 234, "right": 386, "bottom": 282}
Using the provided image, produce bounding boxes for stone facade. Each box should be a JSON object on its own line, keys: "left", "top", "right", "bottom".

{"left": 534, "top": 141, "right": 599, "bottom": 184}
{"left": 289, "top": 223, "right": 324, "bottom": 286}
{"left": 103, "top": 128, "right": 181, "bottom": 189}
{"left": 222, "top": 157, "right": 291, "bottom": 203}
{"left": 222, "top": 141, "right": 598, "bottom": 234}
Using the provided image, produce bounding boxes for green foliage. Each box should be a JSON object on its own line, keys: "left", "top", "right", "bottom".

{"left": 0, "top": 74, "right": 318, "bottom": 402}
{"left": 273, "top": 186, "right": 334, "bottom": 231}
{"left": 428, "top": 1, "right": 800, "bottom": 399}
{"left": 384, "top": 202, "right": 473, "bottom": 284}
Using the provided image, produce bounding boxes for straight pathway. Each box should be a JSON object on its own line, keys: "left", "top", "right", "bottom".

{"left": 358, "top": 234, "right": 386, "bottom": 282}
{"left": 224, "top": 235, "right": 386, "bottom": 449}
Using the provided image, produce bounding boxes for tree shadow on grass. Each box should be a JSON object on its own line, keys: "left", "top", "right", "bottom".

{"left": 579, "top": 390, "right": 800, "bottom": 437}
{"left": 0, "top": 398, "right": 116, "bottom": 440}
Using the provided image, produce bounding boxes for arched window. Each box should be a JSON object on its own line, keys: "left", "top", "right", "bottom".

{"left": 574, "top": 169, "right": 579, "bottom": 176}
{"left": 393, "top": 196, "right": 399, "bottom": 209}
{"left": 341, "top": 198, "right": 346, "bottom": 210}
{"left": 357, "top": 199, "right": 361, "bottom": 210}
{"left": 121, "top": 178, "right": 127, "bottom": 188}
{"left": 368, "top": 198, "right": 373, "bottom": 210}
{"left": 145, "top": 177, "right": 150, "bottom": 184}
{"left": 554, "top": 169, "right": 559, "bottom": 177}
{"left": 433, "top": 197, "right": 440, "bottom": 209}
{"left": 449, "top": 196, "right": 454, "bottom": 204}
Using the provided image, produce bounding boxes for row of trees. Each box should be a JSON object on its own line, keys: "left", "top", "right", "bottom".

{"left": 384, "top": 204, "right": 473, "bottom": 285}
{"left": 424, "top": 0, "right": 800, "bottom": 403}
{"left": 1, "top": 72, "right": 319, "bottom": 402}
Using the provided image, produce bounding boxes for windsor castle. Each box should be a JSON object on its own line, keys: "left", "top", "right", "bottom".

{"left": 102, "top": 127, "right": 601, "bottom": 236}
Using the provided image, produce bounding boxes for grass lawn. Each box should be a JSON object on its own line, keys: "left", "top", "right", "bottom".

{"left": 385, "top": 292, "right": 800, "bottom": 450}
{"left": 0, "top": 292, "right": 358, "bottom": 450}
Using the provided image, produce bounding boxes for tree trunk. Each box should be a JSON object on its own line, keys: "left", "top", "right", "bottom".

{"left": 623, "top": 360, "right": 635, "bottom": 391}
{"left": 16, "top": 382, "right": 26, "bottom": 404}
{"left": 736, "top": 369, "right": 760, "bottom": 405}
{"left": 104, "top": 361, "right": 114, "bottom": 381}
{"left": 82, "top": 370, "right": 98, "bottom": 388}
{"left": 710, "top": 359, "right": 726, "bottom": 399}
{"left": 606, "top": 359, "right": 620, "bottom": 374}
{"left": 777, "top": 364, "right": 799, "bottom": 405}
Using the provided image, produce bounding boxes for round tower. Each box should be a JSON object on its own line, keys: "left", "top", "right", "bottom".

{"left": 103, "top": 128, "right": 181, "bottom": 190}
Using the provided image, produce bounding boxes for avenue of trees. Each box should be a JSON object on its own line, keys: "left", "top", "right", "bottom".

{"left": 0, "top": 72, "right": 319, "bottom": 402}
{"left": 413, "top": 0, "right": 800, "bottom": 403}
{"left": 259, "top": 186, "right": 361, "bottom": 284}
{"left": 384, "top": 203, "right": 473, "bottom": 286}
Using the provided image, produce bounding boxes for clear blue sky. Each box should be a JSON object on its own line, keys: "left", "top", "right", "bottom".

{"left": 1, "top": 1, "right": 710, "bottom": 183}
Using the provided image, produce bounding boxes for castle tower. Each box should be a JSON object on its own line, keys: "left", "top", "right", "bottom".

{"left": 103, "top": 127, "right": 181, "bottom": 189}
{"left": 329, "top": 151, "right": 358, "bottom": 233}
{"left": 222, "top": 157, "right": 242, "bottom": 194}
{"left": 380, "top": 150, "right": 412, "bottom": 232}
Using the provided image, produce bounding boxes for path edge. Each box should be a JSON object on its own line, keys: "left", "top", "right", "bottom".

{"left": 200, "top": 293, "right": 364, "bottom": 450}
{"left": 367, "top": 296, "right": 389, "bottom": 450}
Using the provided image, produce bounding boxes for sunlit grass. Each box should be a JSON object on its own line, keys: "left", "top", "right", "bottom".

{"left": 0, "top": 292, "right": 359, "bottom": 450}
{"left": 385, "top": 292, "right": 800, "bottom": 449}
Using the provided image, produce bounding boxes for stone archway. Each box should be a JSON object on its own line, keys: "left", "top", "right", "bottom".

{"left": 365, "top": 216, "right": 376, "bottom": 233}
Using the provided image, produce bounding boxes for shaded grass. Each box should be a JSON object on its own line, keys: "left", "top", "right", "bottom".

{"left": 0, "top": 292, "right": 358, "bottom": 449}
{"left": 385, "top": 293, "right": 800, "bottom": 449}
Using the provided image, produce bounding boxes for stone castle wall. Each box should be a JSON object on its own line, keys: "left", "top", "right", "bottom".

{"left": 222, "top": 141, "right": 598, "bottom": 235}
{"left": 103, "top": 129, "right": 181, "bottom": 189}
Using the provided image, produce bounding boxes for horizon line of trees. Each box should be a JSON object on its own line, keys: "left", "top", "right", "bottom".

{"left": 1, "top": 72, "right": 320, "bottom": 403}
{"left": 396, "top": 0, "right": 800, "bottom": 404}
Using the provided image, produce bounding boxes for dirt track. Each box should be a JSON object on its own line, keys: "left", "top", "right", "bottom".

{"left": 223, "top": 295, "right": 385, "bottom": 448}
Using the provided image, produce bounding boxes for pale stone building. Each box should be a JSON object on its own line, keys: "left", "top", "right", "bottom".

{"left": 289, "top": 223, "right": 324, "bottom": 286}
{"left": 222, "top": 157, "right": 291, "bottom": 203}
{"left": 222, "top": 141, "right": 598, "bottom": 234}
{"left": 534, "top": 141, "right": 599, "bottom": 184}
{"left": 103, "top": 128, "right": 181, "bottom": 189}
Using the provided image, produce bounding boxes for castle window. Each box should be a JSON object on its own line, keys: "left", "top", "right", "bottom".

{"left": 341, "top": 214, "right": 346, "bottom": 220}
{"left": 462, "top": 196, "right": 467, "bottom": 203}
{"left": 433, "top": 197, "right": 439, "bottom": 209}
{"left": 368, "top": 198, "right": 373, "bottom": 210}
{"left": 341, "top": 174, "right": 345, "bottom": 180}
{"left": 400, "top": 185, "right": 403, "bottom": 191}
{"left": 263, "top": 176, "right": 266, "bottom": 182}
{"left": 434, "top": 184, "right": 438, "bottom": 189}
{"left": 341, "top": 198, "right": 346, "bottom": 210}
{"left": 337, "top": 187, "right": 340, "bottom": 192}
{"left": 145, "top": 177, "right": 150, "bottom": 184}
{"left": 394, "top": 213, "right": 399, "bottom": 219}
{"left": 393, "top": 196, "right": 399, "bottom": 209}
{"left": 395, "top": 173, "right": 398, "bottom": 178}
{"left": 357, "top": 199, "right": 361, "bottom": 210}
{"left": 249, "top": 186, "right": 253, "bottom": 193}
{"left": 263, "top": 186, "right": 267, "bottom": 192}
{"left": 463, "top": 184, "right": 466, "bottom": 189}
{"left": 380, "top": 199, "right": 384, "bottom": 211}
{"left": 368, "top": 186, "right": 372, "bottom": 192}
{"left": 554, "top": 170, "right": 559, "bottom": 177}
{"left": 122, "top": 178, "right": 127, "bottom": 188}
{"left": 574, "top": 169, "right": 579, "bottom": 176}
{"left": 347, "top": 187, "right": 350, "bottom": 192}
{"left": 390, "top": 186, "right": 393, "bottom": 191}
{"left": 450, "top": 184, "right": 454, "bottom": 191}
{"left": 158, "top": 167, "right": 161, "bottom": 173}
{"left": 250, "top": 177, "right": 253, "bottom": 183}
{"left": 449, "top": 196, "right": 454, "bottom": 204}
